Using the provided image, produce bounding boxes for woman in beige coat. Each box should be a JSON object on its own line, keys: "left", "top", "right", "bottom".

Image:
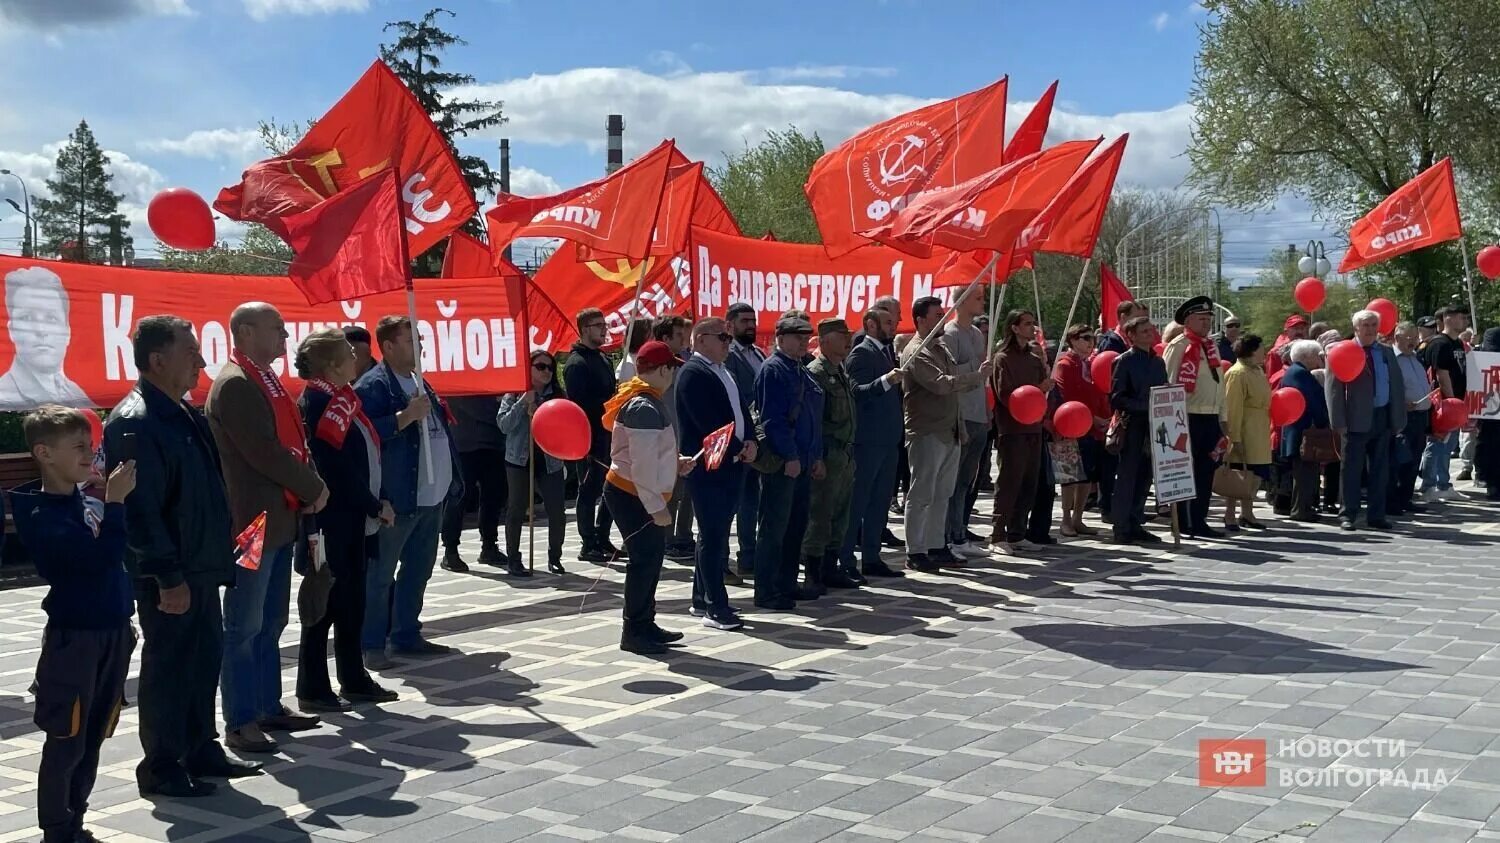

{"left": 1221, "top": 334, "right": 1273, "bottom": 528}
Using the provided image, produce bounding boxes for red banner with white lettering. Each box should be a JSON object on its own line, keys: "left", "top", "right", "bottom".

{"left": 0, "top": 256, "right": 528, "bottom": 412}
{"left": 689, "top": 226, "right": 954, "bottom": 335}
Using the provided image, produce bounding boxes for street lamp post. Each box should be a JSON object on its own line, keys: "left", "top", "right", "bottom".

{"left": 0, "top": 168, "right": 36, "bottom": 258}
{"left": 1297, "top": 240, "right": 1330, "bottom": 279}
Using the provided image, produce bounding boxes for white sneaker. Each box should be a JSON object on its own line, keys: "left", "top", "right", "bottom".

{"left": 1439, "top": 488, "right": 1462, "bottom": 501}
{"left": 1421, "top": 487, "right": 1441, "bottom": 502}
{"left": 992, "top": 541, "right": 1015, "bottom": 556}
{"left": 950, "top": 542, "right": 986, "bottom": 559}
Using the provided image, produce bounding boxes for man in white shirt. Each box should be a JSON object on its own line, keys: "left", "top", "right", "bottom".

{"left": 724, "top": 303, "right": 765, "bottom": 577}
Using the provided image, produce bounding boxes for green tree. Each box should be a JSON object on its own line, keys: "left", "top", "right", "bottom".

{"left": 156, "top": 224, "right": 292, "bottom": 276}
{"left": 1220, "top": 250, "right": 1359, "bottom": 341}
{"left": 1187, "top": 0, "right": 1500, "bottom": 317}
{"left": 381, "top": 7, "right": 506, "bottom": 199}
{"left": 33, "top": 120, "right": 127, "bottom": 262}
{"left": 709, "top": 127, "right": 826, "bottom": 244}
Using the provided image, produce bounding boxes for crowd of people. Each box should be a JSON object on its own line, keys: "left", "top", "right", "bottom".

{"left": 7, "top": 290, "right": 1496, "bottom": 842}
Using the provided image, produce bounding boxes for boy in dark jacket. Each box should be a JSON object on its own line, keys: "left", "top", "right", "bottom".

{"left": 12, "top": 405, "right": 137, "bottom": 843}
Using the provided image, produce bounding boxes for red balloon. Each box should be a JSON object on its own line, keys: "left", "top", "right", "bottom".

{"left": 1009, "top": 385, "right": 1047, "bottom": 425}
{"left": 1294, "top": 277, "right": 1326, "bottom": 312}
{"left": 1477, "top": 245, "right": 1500, "bottom": 280}
{"left": 148, "top": 188, "right": 216, "bottom": 251}
{"left": 1327, "top": 340, "right": 1366, "bottom": 383}
{"left": 532, "top": 399, "right": 591, "bottom": 460}
{"left": 1054, "top": 400, "right": 1092, "bottom": 439}
{"left": 1367, "top": 298, "right": 1398, "bottom": 334}
{"left": 1089, "top": 350, "right": 1118, "bottom": 387}
{"left": 1434, "top": 397, "right": 1470, "bottom": 434}
{"left": 1269, "top": 387, "right": 1307, "bottom": 426}
{"left": 85, "top": 411, "right": 103, "bottom": 450}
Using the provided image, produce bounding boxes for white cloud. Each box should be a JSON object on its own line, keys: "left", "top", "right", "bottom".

{"left": 242, "top": 0, "right": 367, "bottom": 21}
{"left": 0, "top": 143, "right": 170, "bottom": 250}
{"left": 0, "top": 0, "right": 190, "bottom": 28}
{"left": 1153, "top": 11, "right": 1171, "bottom": 31}
{"left": 140, "top": 128, "right": 264, "bottom": 163}
{"left": 757, "top": 65, "right": 898, "bottom": 82}
{"left": 507, "top": 166, "right": 561, "bottom": 197}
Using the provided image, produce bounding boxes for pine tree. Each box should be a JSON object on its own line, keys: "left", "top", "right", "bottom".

{"left": 33, "top": 120, "right": 127, "bottom": 262}
{"left": 381, "top": 7, "right": 506, "bottom": 199}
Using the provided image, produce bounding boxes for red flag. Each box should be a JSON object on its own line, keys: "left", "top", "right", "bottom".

{"left": 1339, "top": 157, "right": 1463, "bottom": 272}
{"left": 579, "top": 159, "right": 704, "bottom": 261}
{"left": 486, "top": 140, "right": 677, "bottom": 260}
{"left": 1016, "top": 135, "right": 1127, "bottom": 259}
{"left": 702, "top": 421, "right": 736, "bottom": 470}
{"left": 867, "top": 139, "right": 1099, "bottom": 258}
{"left": 805, "top": 77, "right": 1008, "bottom": 257}
{"left": 1005, "top": 81, "right": 1058, "bottom": 162}
{"left": 933, "top": 248, "right": 1033, "bottom": 289}
{"left": 441, "top": 230, "right": 528, "bottom": 280}
{"left": 234, "top": 511, "right": 268, "bottom": 571}
{"left": 216, "top": 60, "right": 476, "bottom": 259}
{"left": 282, "top": 169, "right": 408, "bottom": 305}
{"left": 1099, "top": 262, "right": 1132, "bottom": 331}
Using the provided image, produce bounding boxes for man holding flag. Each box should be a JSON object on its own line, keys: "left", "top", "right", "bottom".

{"left": 675, "top": 318, "right": 755, "bottom": 630}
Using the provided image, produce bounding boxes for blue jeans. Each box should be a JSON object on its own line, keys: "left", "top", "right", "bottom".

{"left": 221, "top": 543, "right": 293, "bottom": 731}
{"left": 363, "top": 504, "right": 443, "bottom": 652}
{"left": 842, "top": 438, "right": 898, "bottom": 569}
{"left": 1420, "top": 430, "right": 1457, "bottom": 491}
{"left": 735, "top": 470, "right": 759, "bottom": 573}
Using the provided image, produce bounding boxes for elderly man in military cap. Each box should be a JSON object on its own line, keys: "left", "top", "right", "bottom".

{"left": 800, "top": 318, "right": 861, "bottom": 593}
{"left": 1162, "top": 295, "right": 1229, "bottom": 538}
{"left": 751, "top": 314, "right": 825, "bottom": 611}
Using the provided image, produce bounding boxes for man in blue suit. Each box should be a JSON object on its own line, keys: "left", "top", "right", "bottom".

{"left": 724, "top": 303, "right": 764, "bottom": 580}
{"left": 840, "top": 307, "right": 906, "bottom": 579}
{"left": 1327, "top": 309, "right": 1406, "bottom": 531}
{"left": 675, "top": 318, "right": 756, "bottom": 630}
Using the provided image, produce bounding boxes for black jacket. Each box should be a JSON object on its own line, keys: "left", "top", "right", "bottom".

{"left": 675, "top": 354, "right": 752, "bottom": 465}
{"left": 10, "top": 482, "right": 132, "bottom": 628}
{"left": 104, "top": 380, "right": 235, "bottom": 589}
{"left": 1110, "top": 346, "right": 1168, "bottom": 415}
{"left": 563, "top": 342, "right": 617, "bottom": 453}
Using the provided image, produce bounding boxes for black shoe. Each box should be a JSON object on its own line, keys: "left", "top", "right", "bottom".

{"left": 825, "top": 570, "right": 861, "bottom": 589}
{"left": 666, "top": 542, "right": 696, "bottom": 561}
{"left": 905, "top": 554, "right": 940, "bottom": 573}
{"left": 844, "top": 563, "right": 868, "bottom": 586}
{"left": 297, "top": 696, "right": 352, "bottom": 714}
{"left": 578, "top": 545, "right": 608, "bottom": 563}
{"left": 862, "top": 562, "right": 905, "bottom": 578}
{"left": 620, "top": 634, "right": 668, "bottom": 655}
{"left": 1340, "top": 520, "right": 1357, "bottom": 531}
{"left": 1192, "top": 527, "right": 1226, "bottom": 539}
{"left": 723, "top": 568, "right": 745, "bottom": 586}
{"left": 186, "top": 754, "right": 263, "bottom": 780}
{"left": 600, "top": 542, "right": 629, "bottom": 559}
{"left": 139, "top": 775, "right": 218, "bottom": 798}
{"left": 644, "top": 624, "right": 684, "bottom": 644}
{"left": 754, "top": 598, "right": 796, "bottom": 611}
{"left": 441, "top": 548, "right": 469, "bottom": 573}
{"left": 342, "top": 684, "right": 400, "bottom": 703}
{"left": 1368, "top": 519, "right": 1394, "bottom": 530}
{"left": 795, "top": 584, "right": 823, "bottom": 601}
{"left": 1289, "top": 513, "right": 1321, "bottom": 523}
{"left": 260, "top": 708, "right": 321, "bottom": 731}
{"left": 880, "top": 528, "right": 903, "bottom": 548}
{"left": 547, "top": 558, "right": 566, "bottom": 575}
{"left": 1110, "top": 533, "right": 1134, "bottom": 545}
{"left": 507, "top": 557, "right": 532, "bottom": 577}
{"left": 1129, "top": 530, "right": 1163, "bottom": 544}
{"left": 930, "top": 548, "right": 961, "bottom": 567}
{"left": 393, "top": 638, "right": 460, "bottom": 656}
{"left": 478, "top": 544, "right": 504, "bottom": 566}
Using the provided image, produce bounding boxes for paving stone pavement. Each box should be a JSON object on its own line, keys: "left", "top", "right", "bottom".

{"left": 2, "top": 483, "right": 1500, "bottom": 842}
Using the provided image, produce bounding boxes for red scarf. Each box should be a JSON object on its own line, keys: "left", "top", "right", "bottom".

{"left": 1177, "top": 327, "right": 1221, "bottom": 395}
{"left": 233, "top": 349, "right": 310, "bottom": 511}
{"left": 305, "top": 378, "right": 378, "bottom": 455}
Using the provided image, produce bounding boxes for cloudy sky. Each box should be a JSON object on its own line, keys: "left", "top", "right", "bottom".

{"left": 0, "top": 0, "right": 1340, "bottom": 283}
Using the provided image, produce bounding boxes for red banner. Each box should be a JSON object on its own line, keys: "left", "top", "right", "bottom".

{"left": 1339, "top": 157, "right": 1463, "bottom": 272}
{"left": 0, "top": 256, "right": 528, "bottom": 412}
{"left": 690, "top": 226, "right": 954, "bottom": 334}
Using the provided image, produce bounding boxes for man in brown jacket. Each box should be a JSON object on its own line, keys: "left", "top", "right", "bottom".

{"left": 206, "top": 302, "right": 328, "bottom": 754}
{"left": 899, "top": 296, "right": 991, "bottom": 573}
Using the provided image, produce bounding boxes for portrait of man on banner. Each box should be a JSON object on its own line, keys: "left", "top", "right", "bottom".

{"left": 0, "top": 266, "right": 93, "bottom": 411}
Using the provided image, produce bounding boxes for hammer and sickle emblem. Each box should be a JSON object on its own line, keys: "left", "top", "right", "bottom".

{"left": 586, "top": 257, "right": 655, "bottom": 289}
{"left": 878, "top": 134, "right": 929, "bottom": 186}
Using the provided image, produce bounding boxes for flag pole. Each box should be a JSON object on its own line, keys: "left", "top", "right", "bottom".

{"left": 392, "top": 169, "right": 435, "bottom": 484}
{"left": 528, "top": 437, "right": 536, "bottom": 573}
{"left": 1062, "top": 258, "right": 1094, "bottom": 342}
{"left": 987, "top": 260, "right": 1004, "bottom": 351}
{"left": 627, "top": 142, "right": 676, "bottom": 348}
{"left": 904, "top": 251, "right": 1000, "bottom": 371}
{"left": 1460, "top": 236, "right": 1481, "bottom": 332}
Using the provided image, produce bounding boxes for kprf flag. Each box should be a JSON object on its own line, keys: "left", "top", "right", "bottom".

{"left": 577, "top": 155, "right": 731, "bottom": 261}
{"left": 215, "top": 60, "right": 476, "bottom": 259}
{"left": 1339, "top": 157, "right": 1463, "bottom": 272}
{"left": 805, "top": 77, "right": 1009, "bottom": 257}
{"left": 281, "top": 169, "right": 408, "bottom": 305}
{"left": 1004, "top": 81, "right": 1058, "bottom": 162}
{"left": 235, "top": 511, "right": 268, "bottom": 571}
{"left": 486, "top": 140, "right": 677, "bottom": 261}
{"left": 703, "top": 421, "right": 736, "bottom": 470}
{"left": 1015, "top": 134, "right": 1127, "bottom": 258}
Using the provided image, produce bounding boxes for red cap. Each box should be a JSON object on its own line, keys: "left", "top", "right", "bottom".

{"left": 635, "top": 340, "right": 684, "bottom": 371}
{"left": 1284, "top": 314, "right": 1310, "bottom": 329}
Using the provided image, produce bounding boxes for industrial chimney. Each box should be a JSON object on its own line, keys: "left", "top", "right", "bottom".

{"left": 499, "top": 138, "right": 512, "bottom": 263}
{"left": 606, "top": 114, "right": 624, "bottom": 174}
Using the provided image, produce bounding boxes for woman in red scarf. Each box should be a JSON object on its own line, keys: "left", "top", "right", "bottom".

{"left": 294, "top": 329, "right": 398, "bottom": 712}
{"left": 1052, "top": 324, "right": 1111, "bottom": 536}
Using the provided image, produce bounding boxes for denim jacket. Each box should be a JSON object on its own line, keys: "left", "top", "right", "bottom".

{"left": 497, "top": 386, "right": 565, "bottom": 475}
{"left": 354, "top": 362, "right": 463, "bottom": 515}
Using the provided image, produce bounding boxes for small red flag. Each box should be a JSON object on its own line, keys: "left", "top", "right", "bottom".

{"left": 1339, "top": 157, "right": 1463, "bottom": 272}
{"left": 442, "top": 230, "right": 527, "bottom": 279}
{"left": 1016, "top": 135, "right": 1128, "bottom": 259}
{"left": 234, "top": 511, "right": 268, "bottom": 571}
{"left": 282, "top": 169, "right": 408, "bottom": 306}
{"left": 703, "top": 421, "right": 736, "bottom": 470}
{"left": 1005, "top": 81, "right": 1058, "bottom": 162}
{"left": 805, "top": 77, "right": 1008, "bottom": 257}
{"left": 1099, "top": 262, "right": 1133, "bottom": 332}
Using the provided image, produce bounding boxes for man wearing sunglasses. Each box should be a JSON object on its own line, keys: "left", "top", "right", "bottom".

{"left": 565, "top": 308, "right": 625, "bottom": 562}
